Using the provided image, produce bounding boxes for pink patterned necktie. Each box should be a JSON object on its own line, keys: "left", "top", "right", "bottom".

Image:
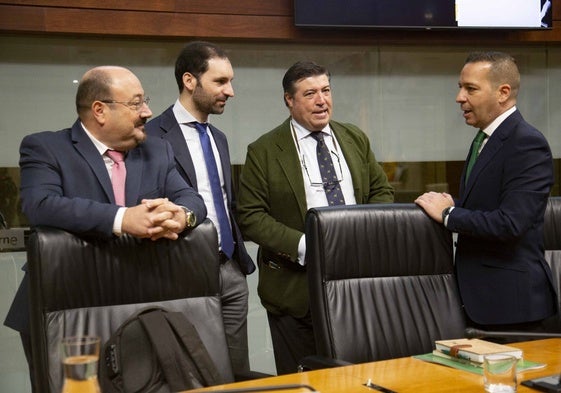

{"left": 106, "top": 150, "right": 126, "bottom": 206}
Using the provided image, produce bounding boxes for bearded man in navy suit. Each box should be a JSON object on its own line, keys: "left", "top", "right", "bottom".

{"left": 145, "top": 42, "right": 255, "bottom": 375}
{"left": 4, "top": 65, "right": 207, "bottom": 392}
{"left": 416, "top": 52, "right": 557, "bottom": 335}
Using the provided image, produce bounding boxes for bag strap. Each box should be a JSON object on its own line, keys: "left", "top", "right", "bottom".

{"left": 139, "top": 309, "right": 197, "bottom": 391}
{"left": 165, "top": 311, "right": 224, "bottom": 386}
{"left": 104, "top": 306, "right": 166, "bottom": 392}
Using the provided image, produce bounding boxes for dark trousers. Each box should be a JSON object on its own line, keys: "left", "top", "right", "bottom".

{"left": 20, "top": 331, "right": 37, "bottom": 393}
{"left": 4, "top": 271, "right": 36, "bottom": 392}
{"left": 219, "top": 259, "right": 250, "bottom": 376}
{"left": 266, "top": 310, "right": 317, "bottom": 375}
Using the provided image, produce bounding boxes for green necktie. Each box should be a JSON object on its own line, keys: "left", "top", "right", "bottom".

{"left": 465, "top": 130, "right": 487, "bottom": 184}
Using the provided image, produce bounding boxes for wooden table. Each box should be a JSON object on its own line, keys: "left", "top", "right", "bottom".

{"left": 189, "top": 338, "right": 561, "bottom": 392}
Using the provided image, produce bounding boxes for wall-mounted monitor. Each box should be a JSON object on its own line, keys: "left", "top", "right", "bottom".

{"left": 294, "top": 0, "right": 552, "bottom": 30}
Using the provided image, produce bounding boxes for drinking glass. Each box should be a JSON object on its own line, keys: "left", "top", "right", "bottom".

{"left": 483, "top": 354, "right": 517, "bottom": 393}
{"left": 61, "top": 336, "right": 102, "bottom": 393}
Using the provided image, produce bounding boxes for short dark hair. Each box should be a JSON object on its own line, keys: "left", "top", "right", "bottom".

{"left": 465, "top": 51, "right": 520, "bottom": 96}
{"left": 282, "top": 61, "right": 330, "bottom": 106}
{"left": 174, "top": 41, "right": 229, "bottom": 92}
{"left": 75, "top": 68, "right": 113, "bottom": 116}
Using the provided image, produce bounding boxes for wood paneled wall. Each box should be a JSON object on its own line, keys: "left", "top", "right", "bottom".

{"left": 2, "top": 0, "right": 561, "bottom": 44}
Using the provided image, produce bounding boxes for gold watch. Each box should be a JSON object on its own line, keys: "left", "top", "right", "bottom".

{"left": 181, "top": 206, "right": 196, "bottom": 229}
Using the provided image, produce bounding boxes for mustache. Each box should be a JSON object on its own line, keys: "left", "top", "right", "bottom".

{"left": 135, "top": 119, "right": 147, "bottom": 128}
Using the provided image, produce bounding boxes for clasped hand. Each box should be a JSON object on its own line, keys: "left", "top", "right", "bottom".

{"left": 122, "top": 198, "right": 187, "bottom": 240}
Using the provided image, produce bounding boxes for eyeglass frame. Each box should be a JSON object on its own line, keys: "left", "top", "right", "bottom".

{"left": 99, "top": 96, "right": 151, "bottom": 112}
{"left": 290, "top": 121, "right": 344, "bottom": 188}
{"left": 300, "top": 149, "right": 344, "bottom": 188}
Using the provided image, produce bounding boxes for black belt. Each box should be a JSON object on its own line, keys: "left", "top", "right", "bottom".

{"left": 218, "top": 251, "right": 230, "bottom": 264}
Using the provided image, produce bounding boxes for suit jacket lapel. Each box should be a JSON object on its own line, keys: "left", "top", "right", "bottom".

{"left": 71, "top": 120, "right": 114, "bottom": 203}
{"left": 462, "top": 110, "right": 519, "bottom": 197}
{"left": 331, "top": 122, "right": 363, "bottom": 201}
{"left": 209, "top": 124, "right": 233, "bottom": 203}
{"left": 159, "top": 107, "right": 198, "bottom": 190}
{"left": 276, "top": 119, "right": 308, "bottom": 219}
{"left": 124, "top": 147, "right": 142, "bottom": 206}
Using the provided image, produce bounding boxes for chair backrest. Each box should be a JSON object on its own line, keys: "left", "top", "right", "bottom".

{"left": 28, "top": 219, "right": 234, "bottom": 393}
{"left": 544, "top": 197, "right": 561, "bottom": 310}
{"left": 306, "top": 203, "right": 466, "bottom": 363}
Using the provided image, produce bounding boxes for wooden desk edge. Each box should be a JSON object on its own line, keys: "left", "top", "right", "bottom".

{"left": 188, "top": 339, "right": 561, "bottom": 393}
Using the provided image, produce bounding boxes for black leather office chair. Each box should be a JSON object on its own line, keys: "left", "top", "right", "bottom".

{"left": 28, "top": 220, "right": 235, "bottom": 392}
{"left": 304, "top": 203, "right": 466, "bottom": 366}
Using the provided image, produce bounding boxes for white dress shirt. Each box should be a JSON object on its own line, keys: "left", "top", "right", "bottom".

{"left": 479, "top": 105, "right": 517, "bottom": 151}
{"left": 290, "top": 119, "right": 356, "bottom": 264}
{"left": 172, "top": 100, "right": 231, "bottom": 249}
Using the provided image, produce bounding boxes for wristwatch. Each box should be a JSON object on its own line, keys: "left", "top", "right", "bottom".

{"left": 181, "top": 206, "right": 196, "bottom": 229}
{"left": 441, "top": 206, "right": 453, "bottom": 223}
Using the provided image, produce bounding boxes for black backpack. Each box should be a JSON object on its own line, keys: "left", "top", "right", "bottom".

{"left": 100, "top": 306, "right": 224, "bottom": 393}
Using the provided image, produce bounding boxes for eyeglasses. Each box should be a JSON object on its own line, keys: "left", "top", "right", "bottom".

{"left": 301, "top": 150, "right": 343, "bottom": 188}
{"left": 100, "top": 96, "right": 150, "bottom": 112}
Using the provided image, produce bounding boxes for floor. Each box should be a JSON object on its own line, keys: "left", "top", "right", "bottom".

{"left": 0, "top": 242, "right": 276, "bottom": 393}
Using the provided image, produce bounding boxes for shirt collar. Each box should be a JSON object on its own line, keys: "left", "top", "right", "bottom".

{"left": 81, "top": 122, "right": 109, "bottom": 155}
{"left": 290, "top": 118, "right": 332, "bottom": 141}
{"left": 173, "top": 99, "right": 198, "bottom": 126}
{"left": 481, "top": 106, "right": 517, "bottom": 138}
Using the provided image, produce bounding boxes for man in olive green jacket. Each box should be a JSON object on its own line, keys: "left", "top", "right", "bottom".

{"left": 237, "top": 61, "right": 393, "bottom": 375}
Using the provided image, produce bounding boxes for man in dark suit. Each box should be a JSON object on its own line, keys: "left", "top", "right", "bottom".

{"left": 4, "top": 65, "right": 207, "bottom": 392}
{"left": 416, "top": 51, "right": 557, "bottom": 333}
{"left": 236, "top": 61, "right": 394, "bottom": 374}
{"left": 145, "top": 41, "right": 256, "bottom": 375}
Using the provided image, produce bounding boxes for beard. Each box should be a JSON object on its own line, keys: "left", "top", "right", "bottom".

{"left": 192, "top": 85, "right": 226, "bottom": 115}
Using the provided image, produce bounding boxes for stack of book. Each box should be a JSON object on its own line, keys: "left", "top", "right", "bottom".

{"left": 414, "top": 338, "right": 545, "bottom": 374}
{"left": 433, "top": 338, "right": 523, "bottom": 367}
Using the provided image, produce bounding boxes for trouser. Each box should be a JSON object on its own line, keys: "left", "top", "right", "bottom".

{"left": 219, "top": 257, "right": 250, "bottom": 375}
{"left": 266, "top": 310, "right": 317, "bottom": 375}
{"left": 20, "top": 331, "right": 37, "bottom": 393}
{"left": 4, "top": 270, "right": 36, "bottom": 392}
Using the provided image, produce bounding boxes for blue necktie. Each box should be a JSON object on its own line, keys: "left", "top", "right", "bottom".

{"left": 194, "top": 122, "right": 235, "bottom": 259}
{"left": 310, "top": 132, "right": 345, "bottom": 206}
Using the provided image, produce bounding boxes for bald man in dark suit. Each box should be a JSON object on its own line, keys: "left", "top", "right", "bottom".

{"left": 5, "top": 65, "right": 206, "bottom": 392}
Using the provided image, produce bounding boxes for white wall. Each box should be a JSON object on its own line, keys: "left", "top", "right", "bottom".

{"left": 1, "top": 36, "right": 560, "bottom": 168}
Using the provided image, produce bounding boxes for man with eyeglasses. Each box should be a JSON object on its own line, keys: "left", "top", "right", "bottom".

{"left": 237, "top": 60, "right": 394, "bottom": 375}
{"left": 4, "top": 65, "right": 206, "bottom": 392}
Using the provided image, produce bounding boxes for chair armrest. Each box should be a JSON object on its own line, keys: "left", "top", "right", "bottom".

{"left": 234, "top": 370, "right": 274, "bottom": 381}
{"left": 297, "top": 355, "right": 353, "bottom": 371}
